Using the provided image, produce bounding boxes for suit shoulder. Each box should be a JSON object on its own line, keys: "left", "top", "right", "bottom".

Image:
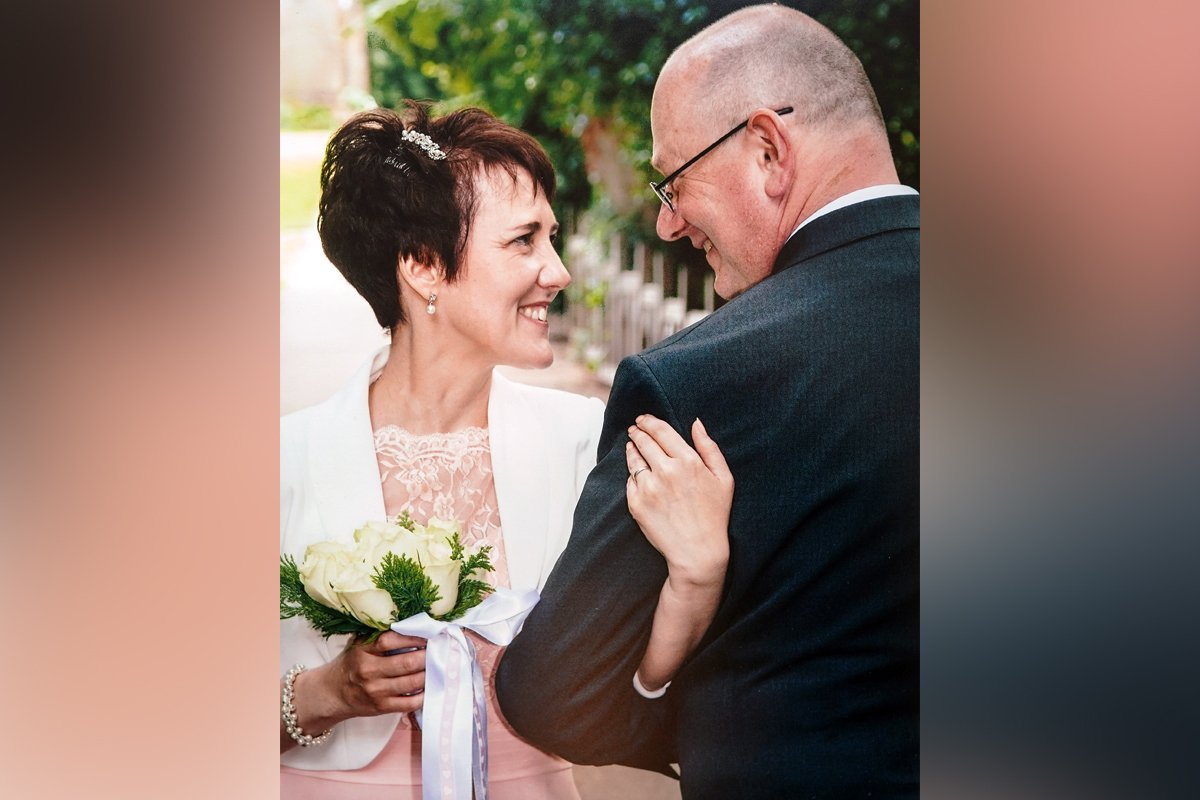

{"left": 633, "top": 307, "right": 742, "bottom": 370}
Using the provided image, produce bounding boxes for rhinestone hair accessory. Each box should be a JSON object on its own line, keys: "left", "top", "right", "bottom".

{"left": 400, "top": 128, "right": 447, "bottom": 160}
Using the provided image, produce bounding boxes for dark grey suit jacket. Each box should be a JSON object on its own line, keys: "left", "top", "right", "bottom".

{"left": 497, "top": 195, "right": 919, "bottom": 798}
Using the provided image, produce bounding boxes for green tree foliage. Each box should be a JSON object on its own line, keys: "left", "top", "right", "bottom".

{"left": 368, "top": 0, "right": 709, "bottom": 215}
{"left": 810, "top": 0, "right": 919, "bottom": 187}
{"left": 367, "top": 0, "right": 917, "bottom": 237}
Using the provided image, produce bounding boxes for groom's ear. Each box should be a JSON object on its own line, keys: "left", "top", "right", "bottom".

{"left": 746, "top": 109, "right": 794, "bottom": 200}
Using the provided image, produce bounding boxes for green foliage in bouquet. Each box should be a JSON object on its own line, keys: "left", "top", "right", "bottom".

{"left": 443, "top": 535, "right": 495, "bottom": 622}
{"left": 280, "top": 556, "right": 367, "bottom": 638}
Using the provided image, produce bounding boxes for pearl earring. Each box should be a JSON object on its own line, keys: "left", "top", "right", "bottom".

{"left": 426, "top": 293, "right": 437, "bottom": 315}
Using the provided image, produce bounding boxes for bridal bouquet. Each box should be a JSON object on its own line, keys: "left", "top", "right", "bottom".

{"left": 280, "top": 511, "right": 495, "bottom": 641}
{"left": 280, "top": 511, "right": 540, "bottom": 800}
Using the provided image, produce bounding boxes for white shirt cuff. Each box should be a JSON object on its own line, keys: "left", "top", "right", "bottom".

{"left": 632, "top": 671, "right": 671, "bottom": 699}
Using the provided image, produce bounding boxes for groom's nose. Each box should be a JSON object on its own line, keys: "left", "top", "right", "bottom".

{"left": 656, "top": 202, "right": 689, "bottom": 242}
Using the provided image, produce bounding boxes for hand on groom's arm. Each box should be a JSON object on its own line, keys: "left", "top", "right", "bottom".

{"left": 496, "top": 357, "right": 680, "bottom": 775}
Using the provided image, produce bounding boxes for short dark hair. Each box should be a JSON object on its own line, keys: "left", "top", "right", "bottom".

{"left": 318, "top": 101, "right": 557, "bottom": 329}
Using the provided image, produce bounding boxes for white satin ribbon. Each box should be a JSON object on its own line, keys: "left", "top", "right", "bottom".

{"left": 390, "top": 587, "right": 540, "bottom": 800}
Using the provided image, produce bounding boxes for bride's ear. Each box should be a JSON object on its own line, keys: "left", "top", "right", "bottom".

{"left": 396, "top": 254, "right": 442, "bottom": 307}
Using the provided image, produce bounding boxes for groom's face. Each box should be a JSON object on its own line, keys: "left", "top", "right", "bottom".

{"left": 650, "top": 82, "right": 775, "bottom": 299}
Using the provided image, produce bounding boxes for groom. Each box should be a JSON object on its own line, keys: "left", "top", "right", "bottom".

{"left": 497, "top": 5, "right": 918, "bottom": 797}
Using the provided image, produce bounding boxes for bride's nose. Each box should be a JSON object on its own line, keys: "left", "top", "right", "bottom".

{"left": 539, "top": 247, "right": 571, "bottom": 291}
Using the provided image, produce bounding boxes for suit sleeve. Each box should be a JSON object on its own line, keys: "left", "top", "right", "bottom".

{"left": 496, "top": 356, "right": 680, "bottom": 774}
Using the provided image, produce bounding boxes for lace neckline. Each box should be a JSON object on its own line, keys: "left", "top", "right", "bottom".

{"left": 372, "top": 424, "right": 489, "bottom": 447}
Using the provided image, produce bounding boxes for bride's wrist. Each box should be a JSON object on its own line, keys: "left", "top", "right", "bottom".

{"left": 291, "top": 666, "right": 345, "bottom": 733}
{"left": 665, "top": 547, "right": 728, "bottom": 593}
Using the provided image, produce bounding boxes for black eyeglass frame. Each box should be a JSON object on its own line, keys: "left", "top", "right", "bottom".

{"left": 649, "top": 106, "right": 794, "bottom": 211}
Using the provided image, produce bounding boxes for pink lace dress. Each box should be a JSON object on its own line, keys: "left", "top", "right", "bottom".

{"left": 280, "top": 426, "right": 579, "bottom": 800}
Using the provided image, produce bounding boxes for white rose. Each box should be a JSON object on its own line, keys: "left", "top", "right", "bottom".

{"left": 423, "top": 545, "right": 461, "bottom": 617}
{"left": 423, "top": 517, "right": 461, "bottom": 543}
{"left": 298, "top": 540, "right": 355, "bottom": 611}
{"left": 408, "top": 534, "right": 453, "bottom": 618}
{"left": 352, "top": 520, "right": 391, "bottom": 549}
{"left": 334, "top": 557, "right": 398, "bottom": 629}
{"left": 354, "top": 520, "right": 422, "bottom": 567}
{"left": 299, "top": 534, "right": 399, "bottom": 629}
{"left": 426, "top": 535, "right": 454, "bottom": 563}
{"left": 413, "top": 521, "right": 462, "bottom": 616}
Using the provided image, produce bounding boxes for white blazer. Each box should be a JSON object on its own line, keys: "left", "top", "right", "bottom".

{"left": 280, "top": 347, "right": 604, "bottom": 770}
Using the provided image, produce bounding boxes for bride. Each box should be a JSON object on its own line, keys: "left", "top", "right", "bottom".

{"left": 280, "top": 102, "right": 732, "bottom": 798}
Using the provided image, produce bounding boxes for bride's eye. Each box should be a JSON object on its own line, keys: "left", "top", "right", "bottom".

{"left": 511, "top": 233, "right": 532, "bottom": 247}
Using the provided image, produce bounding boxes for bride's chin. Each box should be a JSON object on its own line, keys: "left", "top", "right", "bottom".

{"left": 500, "top": 348, "right": 553, "bottom": 371}
{"left": 526, "top": 350, "right": 555, "bottom": 370}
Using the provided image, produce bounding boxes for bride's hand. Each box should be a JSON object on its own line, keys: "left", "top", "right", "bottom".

{"left": 625, "top": 415, "right": 733, "bottom": 587}
{"left": 626, "top": 415, "right": 733, "bottom": 692}
{"left": 282, "top": 631, "right": 428, "bottom": 752}
{"left": 325, "top": 631, "right": 429, "bottom": 718}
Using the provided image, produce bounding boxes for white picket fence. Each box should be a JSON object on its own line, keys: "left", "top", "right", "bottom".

{"left": 564, "top": 233, "right": 713, "bottom": 384}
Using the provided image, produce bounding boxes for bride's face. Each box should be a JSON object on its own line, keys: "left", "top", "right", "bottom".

{"left": 436, "top": 168, "right": 569, "bottom": 370}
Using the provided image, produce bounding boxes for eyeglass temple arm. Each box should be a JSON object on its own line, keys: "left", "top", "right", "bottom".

{"left": 652, "top": 106, "right": 794, "bottom": 191}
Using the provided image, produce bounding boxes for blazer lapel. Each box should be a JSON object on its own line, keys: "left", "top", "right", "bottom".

{"left": 488, "top": 372, "right": 551, "bottom": 592}
{"left": 306, "top": 349, "right": 389, "bottom": 547}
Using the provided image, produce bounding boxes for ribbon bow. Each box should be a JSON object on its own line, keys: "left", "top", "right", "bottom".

{"left": 390, "top": 587, "right": 539, "bottom": 800}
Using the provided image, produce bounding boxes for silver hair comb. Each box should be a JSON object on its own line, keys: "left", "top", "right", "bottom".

{"left": 400, "top": 129, "right": 447, "bottom": 160}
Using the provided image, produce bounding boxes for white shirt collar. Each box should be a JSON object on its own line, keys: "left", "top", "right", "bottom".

{"left": 788, "top": 184, "right": 918, "bottom": 240}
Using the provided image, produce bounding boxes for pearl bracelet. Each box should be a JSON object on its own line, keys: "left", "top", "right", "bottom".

{"left": 282, "top": 664, "right": 333, "bottom": 747}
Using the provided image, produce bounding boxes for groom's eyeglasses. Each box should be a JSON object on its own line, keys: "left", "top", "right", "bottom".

{"left": 650, "top": 106, "right": 794, "bottom": 212}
